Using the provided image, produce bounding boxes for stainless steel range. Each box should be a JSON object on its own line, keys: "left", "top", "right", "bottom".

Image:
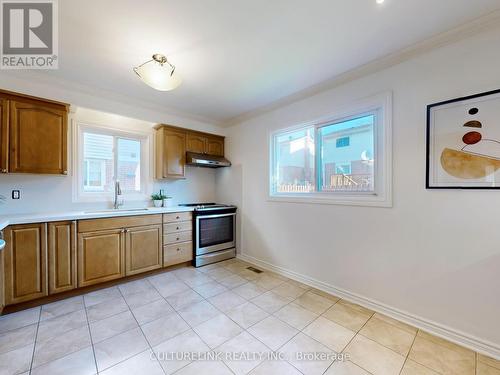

{"left": 179, "top": 203, "right": 237, "bottom": 267}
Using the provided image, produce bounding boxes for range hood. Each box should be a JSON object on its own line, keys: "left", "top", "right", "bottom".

{"left": 186, "top": 152, "right": 231, "bottom": 168}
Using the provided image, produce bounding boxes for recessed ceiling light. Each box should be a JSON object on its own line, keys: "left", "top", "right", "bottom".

{"left": 133, "top": 54, "right": 182, "bottom": 91}
{"left": 376, "top": 0, "right": 385, "bottom": 4}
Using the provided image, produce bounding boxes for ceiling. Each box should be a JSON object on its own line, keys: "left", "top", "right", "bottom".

{"left": 32, "top": 0, "right": 500, "bottom": 124}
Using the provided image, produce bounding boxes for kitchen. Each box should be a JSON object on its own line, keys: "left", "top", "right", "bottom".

{"left": 1, "top": 1, "right": 500, "bottom": 375}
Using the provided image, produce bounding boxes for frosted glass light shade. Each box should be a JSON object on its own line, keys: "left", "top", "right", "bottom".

{"left": 133, "top": 55, "right": 182, "bottom": 91}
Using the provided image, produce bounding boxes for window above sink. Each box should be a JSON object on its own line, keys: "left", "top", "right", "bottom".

{"left": 73, "top": 122, "right": 153, "bottom": 203}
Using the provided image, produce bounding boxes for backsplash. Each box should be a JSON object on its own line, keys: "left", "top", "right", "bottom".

{"left": 0, "top": 167, "right": 216, "bottom": 215}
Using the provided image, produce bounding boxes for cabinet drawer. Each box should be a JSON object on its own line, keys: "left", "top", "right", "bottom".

{"left": 163, "top": 212, "right": 192, "bottom": 223}
{"left": 164, "top": 221, "right": 192, "bottom": 234}
{"left": 79, "top": 215, "right": 162, "bottom": 233}
{"left": 164, "top": 242, "right": 193, "bottom": 267}
{"left": 164, "top": 231, "right": 192, "bottom": 244}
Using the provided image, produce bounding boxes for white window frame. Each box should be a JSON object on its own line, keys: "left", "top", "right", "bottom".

{"left": 73, "top": 121, "right": 153, "bottom": 203}
{"left": 268, "top": 92, "right": 392, "bottom": 207}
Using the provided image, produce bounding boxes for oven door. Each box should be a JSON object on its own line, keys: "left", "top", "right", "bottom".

{"left": 195, "top": 212, "right": 236, "bottom": 255}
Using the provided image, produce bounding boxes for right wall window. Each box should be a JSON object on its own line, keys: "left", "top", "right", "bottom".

{"left": 269, "top": 93, "right": 392, "bottom": 207}
{"left": 318, "top": 114, "right": 375, "bottom": 193}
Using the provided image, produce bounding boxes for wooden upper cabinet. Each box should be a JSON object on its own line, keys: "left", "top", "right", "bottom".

{"left": 0, "top": 98, "right": 8, "bottom": 174}
{"left": 207, "top": 136, "right": 224, "bottom": 156}
{"left": 155, "top": 126, "right": 186, "bottom": 179}
{"left": 3, "top": 223, "right": 48, "bottom": 305}
{"left": 9, "top": 99, "right": 68, "bottom": 174}
{"left": 187, "top": 132, "right": 224, "bottom": 156}
{"left": 125, "top": 224, "right": 162, "bottom": 276}
{"left": 186, "top": 133, "right": 207, "bottom": 154}
{"left": 48, "top": 221, "right": 77, "bottom": 294}
{"left": 155, "top": 124, "right": 225, "bottom": 179}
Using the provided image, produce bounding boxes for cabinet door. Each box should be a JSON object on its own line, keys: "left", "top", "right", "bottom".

{"left": 0, "top": 251, "right": 4, "bottom": 312}
{"left": 125, "top": 224, "right": 162, "bottom": 276}
{"left": 4, "top": 224, "right": 48, "bottom": 305}
{"left": 0, "top": 98, "right": 8, "bottom": 174}
{"left": 163, "top": 242, "right": 193, "bottom": 267}
{"left": 9, "top": 99, "right": 68, "bottom": 174}
{"left": 186, "top": 133, "right": 207, "bottom": 154}
{"left": 163, "top": 129, "right": 186, "bottom": 178}
{"left": 78, "top": 229, "right": 125, "bottom": 287}
{"left": 206, "top": 137, "right": 224, "bottom": 156}
{"left": 48, "top": 221, "right": 76, "bottom": 294}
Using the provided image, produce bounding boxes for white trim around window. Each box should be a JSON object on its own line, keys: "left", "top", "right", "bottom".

{"left": 268, "top": 92, "right": 392, "bottom": 207}
{"left": 72, "top": 121, "right": 153, "bottom": 203}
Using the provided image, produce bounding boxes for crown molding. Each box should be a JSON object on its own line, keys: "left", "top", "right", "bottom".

{"left": 222, "top": 9, "right": 500, "bottom": 128}
{"left": 0, "top": 70, "right": 225, "bottom": 129}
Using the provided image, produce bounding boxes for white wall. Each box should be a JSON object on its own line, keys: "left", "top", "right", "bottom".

{"left": 217, "top": 26, "right": 500, "bottom": 352}
{"left": 0, "top": 85, "right": 221, "bottom": 214}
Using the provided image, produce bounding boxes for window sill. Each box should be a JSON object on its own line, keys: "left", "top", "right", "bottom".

{"left": 268, "top": 193, "right": 392, "bottom": 208}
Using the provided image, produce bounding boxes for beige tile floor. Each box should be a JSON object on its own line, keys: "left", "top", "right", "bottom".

{"left": 0, "top": 259, "right": 498, "bottom": 375}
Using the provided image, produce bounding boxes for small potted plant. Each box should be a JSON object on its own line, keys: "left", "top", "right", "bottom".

{"left": 151, "top": 192, "right": 166, "bottom": 207}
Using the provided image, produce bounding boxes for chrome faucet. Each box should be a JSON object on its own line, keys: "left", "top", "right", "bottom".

{"left": 114, "top": 180, "right": 124, "bottom": 209}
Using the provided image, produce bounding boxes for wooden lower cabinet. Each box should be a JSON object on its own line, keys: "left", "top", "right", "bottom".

{"left": 48, "top": 221, "right": 76, "bottom": 294}
{"left": 163, "top": 242, "right": 193, "bottom": 267}
{"left": 0, "top": 250, "right": 4, "bottom": 312}
{"left": 0, "top": 213, "right": 195, "bottom": 307}
{"left": 78, "top": 229, "right": 125, "bottom": 287}
{"left": 3, "top": 223, "right": 48, "bottom": 305}
{"left": 125, "top": 224, "right": 162, "bottom": 276}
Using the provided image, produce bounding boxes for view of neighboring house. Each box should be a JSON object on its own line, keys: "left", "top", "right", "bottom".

{"left": 83, "top": 132, "right": 141, "bottom": 193}
{"left": 275, "top": 115, "right": 375, "bottom": 192}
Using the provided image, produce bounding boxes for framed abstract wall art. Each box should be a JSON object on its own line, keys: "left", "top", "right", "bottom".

{"left": 426, "top": 89, "right": 500, "bottom": 189}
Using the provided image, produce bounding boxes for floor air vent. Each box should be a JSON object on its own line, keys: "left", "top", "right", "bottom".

{"left": 246, "top": 266, "right": 263, "bottom": 273}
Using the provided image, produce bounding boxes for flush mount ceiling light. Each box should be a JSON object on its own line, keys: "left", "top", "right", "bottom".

{"left": 376, "top": 0, "right": 385, "bottom": 3}
{"left": 133, "top": 54, "right": 182, "bottom": 91}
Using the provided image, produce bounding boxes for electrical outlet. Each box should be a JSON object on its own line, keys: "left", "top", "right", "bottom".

{"left": 12, "top": 190, "right": 20, "bottom": 199}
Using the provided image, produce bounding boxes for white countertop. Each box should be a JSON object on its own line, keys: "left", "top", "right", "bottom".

{"left": 0, "top": 206, "right": 194, "bottom": 230}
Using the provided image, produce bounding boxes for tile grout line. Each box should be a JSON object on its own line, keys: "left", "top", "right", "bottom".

{"left": 82, "top": 296, "right": 100, "bottom": 375}
{"left": 397, "top": 327, "right": 419, "bottom": 375}
{"left": 27, "top": 307, "right": 42, "bottom": 374}
{"left": 221, "top": 268, "right": 340, "bottom": 374}
{"left": 153, "top": 275, "right": 239, "bottom": 375}
{"left": 408, "top": 330, "right": 474, "bottom": 374}
{"left": 116, "top": 280, "right": 169, "bottom": 375}
{"left": 164, "top": 266, "right": 291, "bottom": 374}
{"left": 327, "top": 311, "right": 376, "bottom": 375}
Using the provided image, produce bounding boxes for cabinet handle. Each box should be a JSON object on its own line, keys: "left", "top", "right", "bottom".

{"left": 1, "top": 169, "right": 7, "bottom": 173}
{"left": 176, "top": 216, "right": 180, "bottom": 219}
{"left": 177, "top": 248, "right": 180, "bottom": 252}
{"left": 176, "top": 226, "right": 180, "bottom": 230}
{"left": 62, "top": 170, "right": 68, "bottom": 175}
{"left": 176, "top": 237, "right": 180, "bottom": 241}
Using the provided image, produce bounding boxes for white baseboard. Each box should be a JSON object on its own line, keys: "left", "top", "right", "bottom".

{"left": 237, "top": 253, "right": 500, "bottom": 360}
